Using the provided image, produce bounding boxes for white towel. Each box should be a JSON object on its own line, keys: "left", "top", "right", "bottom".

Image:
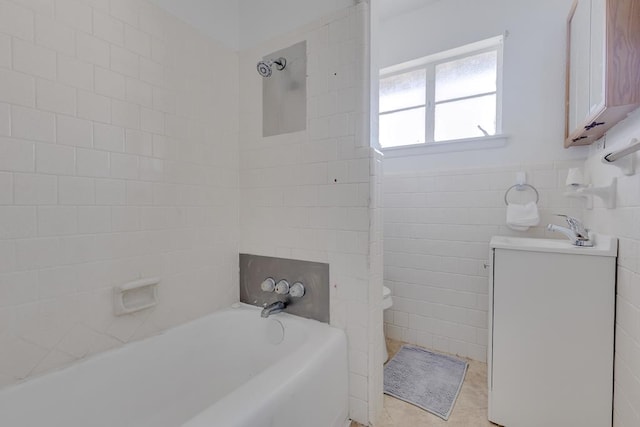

{"left": 506, "top": 201, "right": 540, "bottom": 231}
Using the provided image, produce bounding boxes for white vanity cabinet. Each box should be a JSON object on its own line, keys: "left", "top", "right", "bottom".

{"left": 565, "top": 0, "right": 640, "bottom": 147}
{"left": 488, "top": 236, "right": 617, "bottom": 427}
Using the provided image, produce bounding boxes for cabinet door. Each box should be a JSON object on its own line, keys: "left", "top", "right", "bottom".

{"left": 568, "top": 0, "right": 592, "bottom": 132}
{"left": 490, "top": 249, "right": 614, "bottom": 427}
{"left": 565, "top": 0, "right": 640, "bottom": 147}
{"left": 589, "top": 0, "right": 606, "bottom": 115}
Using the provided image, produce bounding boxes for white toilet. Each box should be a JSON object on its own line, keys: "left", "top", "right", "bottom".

{"left": 382, "top": 286, "right": 393, "bottom": 363}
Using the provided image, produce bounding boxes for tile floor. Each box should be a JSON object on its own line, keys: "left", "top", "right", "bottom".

{"left": 352, "top": 339, "right": 498, "bottom": 427}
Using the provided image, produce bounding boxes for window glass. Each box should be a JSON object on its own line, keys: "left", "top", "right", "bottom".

{"left": 434, "top": 94, "right": 496, "bottom": 141}
{"left": 378, "top": 36, "right": 502, "bottom": 149}
{"left": 379, "top": 69, "right": 426, "bottom": 113}
{"left": 435, "top": 51, "right": 497, "bottom": 102}
{"left": 380, "top": 107, "right": 426, "bottom": 147}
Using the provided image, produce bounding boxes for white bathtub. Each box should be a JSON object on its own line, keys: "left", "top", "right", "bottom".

{"left": 0, "top": 304, "right": 349, "bottom": 427}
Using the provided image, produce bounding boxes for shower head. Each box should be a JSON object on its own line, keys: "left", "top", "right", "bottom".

{"left": 257, "top": 60, "right": 273, "bottom": 77}
{"left": 257, "top": 57, "right": 287, "bottom": 77}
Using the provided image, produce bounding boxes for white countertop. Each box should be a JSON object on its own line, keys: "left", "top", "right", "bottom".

{"left": 490, "top": 234, "right": 618, "bottom": 257}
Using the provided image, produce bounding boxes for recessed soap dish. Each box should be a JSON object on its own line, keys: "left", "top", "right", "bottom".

{"left": 114, "top": 277, "right": 160, "bottom": 316}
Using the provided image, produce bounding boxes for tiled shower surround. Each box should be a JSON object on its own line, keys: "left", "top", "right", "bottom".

{"left": 383, "top": 161, "right": 584, "bottom": 362}
{"left": 238, "top": 4, "right": 383, "bottom": 423}
{"left": 0, "top": 0, "right": 240, "bottom": 387}
{"left": 0, "top": 0, "right": 382, "bottom": 425}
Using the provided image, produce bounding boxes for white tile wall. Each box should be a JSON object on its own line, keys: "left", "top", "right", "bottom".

{"left": 0, "top": 137, "right": 34, "bottom": 172}
{"left": 0, "top": 67, "right": 36, "bottom": 107}
{"left": 1, "top": 2, "right": 380, "bottom": 424}
{"left": 368, "top": 149, "right": 384, "bottom": 423}
{"left": 36, "top": 78, "right": 76, "bottom": 115}
{"left": 12, "top": 105, "right": 55, "bottom": 142}
{"left": 0, "top": 0, "right": 239, "bottom": 387}
{"left": 0, "top": 1, "right": 34, "bottom": 40}
{"left": 35, "top": 14, "right": 76, "bottom": 56}
{"left": 238, "top": 4, "right": 379, "bottom": 424}
{"left": 13, "top": 38, "right": 57, "bottom": 80}
{"left": 582, "top": 109, "right": 640, "bottom": 427}
{"left": 383, "top": 161, "right": 584, "bottom": 362}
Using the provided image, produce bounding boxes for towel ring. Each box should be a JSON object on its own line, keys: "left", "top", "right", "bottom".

{"left": 504, "top": 184, "right": 539, "bottom": 206}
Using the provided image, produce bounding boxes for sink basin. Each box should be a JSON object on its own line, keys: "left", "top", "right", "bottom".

{"left": 489, "top": 234, "right": 617, "bottom": 257}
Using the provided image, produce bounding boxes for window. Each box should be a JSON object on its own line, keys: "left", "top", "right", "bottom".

{"left": 379, "top": 36, "right": 503, "bottom": 149}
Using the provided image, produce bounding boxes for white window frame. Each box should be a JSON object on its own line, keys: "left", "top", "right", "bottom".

{"left": 379, "top": 35, "right": 508, "bottom": 156}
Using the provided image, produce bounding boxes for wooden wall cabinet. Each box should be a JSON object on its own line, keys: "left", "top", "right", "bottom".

{"left": 565, "top": 0, "right": 640, "bottom": 148}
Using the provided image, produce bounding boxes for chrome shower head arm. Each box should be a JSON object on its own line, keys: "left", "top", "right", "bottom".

{"left": 272, "top": 57, "right": 286, "bottom": 70}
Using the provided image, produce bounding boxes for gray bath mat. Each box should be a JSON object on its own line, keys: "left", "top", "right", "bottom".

{"left": 383, "top": 345, "right": 468, "bottom": 420}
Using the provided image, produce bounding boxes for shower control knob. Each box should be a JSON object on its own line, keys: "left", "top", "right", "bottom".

{"left": 290, "top": 282, "right": 305, "bottom": 298}
{"left": 275, "top": 280, "right": 290, "bottom": 295}
{"left": 260, "top": 278, "right": 276, "bottom": 292}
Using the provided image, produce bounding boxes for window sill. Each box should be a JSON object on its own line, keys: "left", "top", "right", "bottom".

{"left": 380, "top": 134, "right": 509, "bottom": 158}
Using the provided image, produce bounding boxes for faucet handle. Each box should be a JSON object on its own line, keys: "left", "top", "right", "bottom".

{"left": 290, "top": 282, "right": 305, "bottom": 298}
{"left": 260, "top": 277, "right": 276, "bottom": 292}
{"left": 554, "top": 214, "right": 589, "bottom": 238}
{"left": 275, "top": 280, "right": 290, "bottom": 295}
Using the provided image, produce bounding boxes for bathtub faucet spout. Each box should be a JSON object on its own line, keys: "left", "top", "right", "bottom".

{"left": 261, "top": 301, "right": 286, "bottom": 318}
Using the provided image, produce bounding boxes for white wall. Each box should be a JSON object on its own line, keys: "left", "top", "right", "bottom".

{"left": 0, "top": 0, "right": 239, "bottom": 387}
{"left": 378, "top": 0, "right": 441, "bottom": 22}
{"left": 383, "top": 161, "right": 583, "bottom": 361}
{"left": 237, "top": 4, "right": 381, "bottom": 424}
{"left": 582, "top": 110, "right": 640, "bottom": 427}
{"left": 379, "top": 0, "right": 588, "bottom": 172}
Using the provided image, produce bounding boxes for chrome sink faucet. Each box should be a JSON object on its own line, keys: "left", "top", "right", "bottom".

{"left": 547, "top": 214, "right": 593, "bottom": 247}
{"left": 261, "top": 300, "right": 286, "bottom": 318}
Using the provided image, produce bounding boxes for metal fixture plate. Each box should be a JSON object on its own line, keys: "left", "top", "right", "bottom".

{"left": 240, "top": 254, "right": 329, "bottom": 323}
{"left": 262, "top": 41, "right": 307, "bottom": 137}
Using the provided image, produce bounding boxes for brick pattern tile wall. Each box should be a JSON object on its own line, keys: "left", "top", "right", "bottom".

{"left": 0, "top": 0, "right": 239, "bottom": 387}
{"left": 368, "top": 149, "right": 384, "bottom": 423}
{"left": 383, "top": 161, "right": 584, "bottom": 362}
{"left": 583, "top": 109, "right": 640, "bottom": 427}
{"left": 237, "top": 4, "right": 379, "bottom": 424}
